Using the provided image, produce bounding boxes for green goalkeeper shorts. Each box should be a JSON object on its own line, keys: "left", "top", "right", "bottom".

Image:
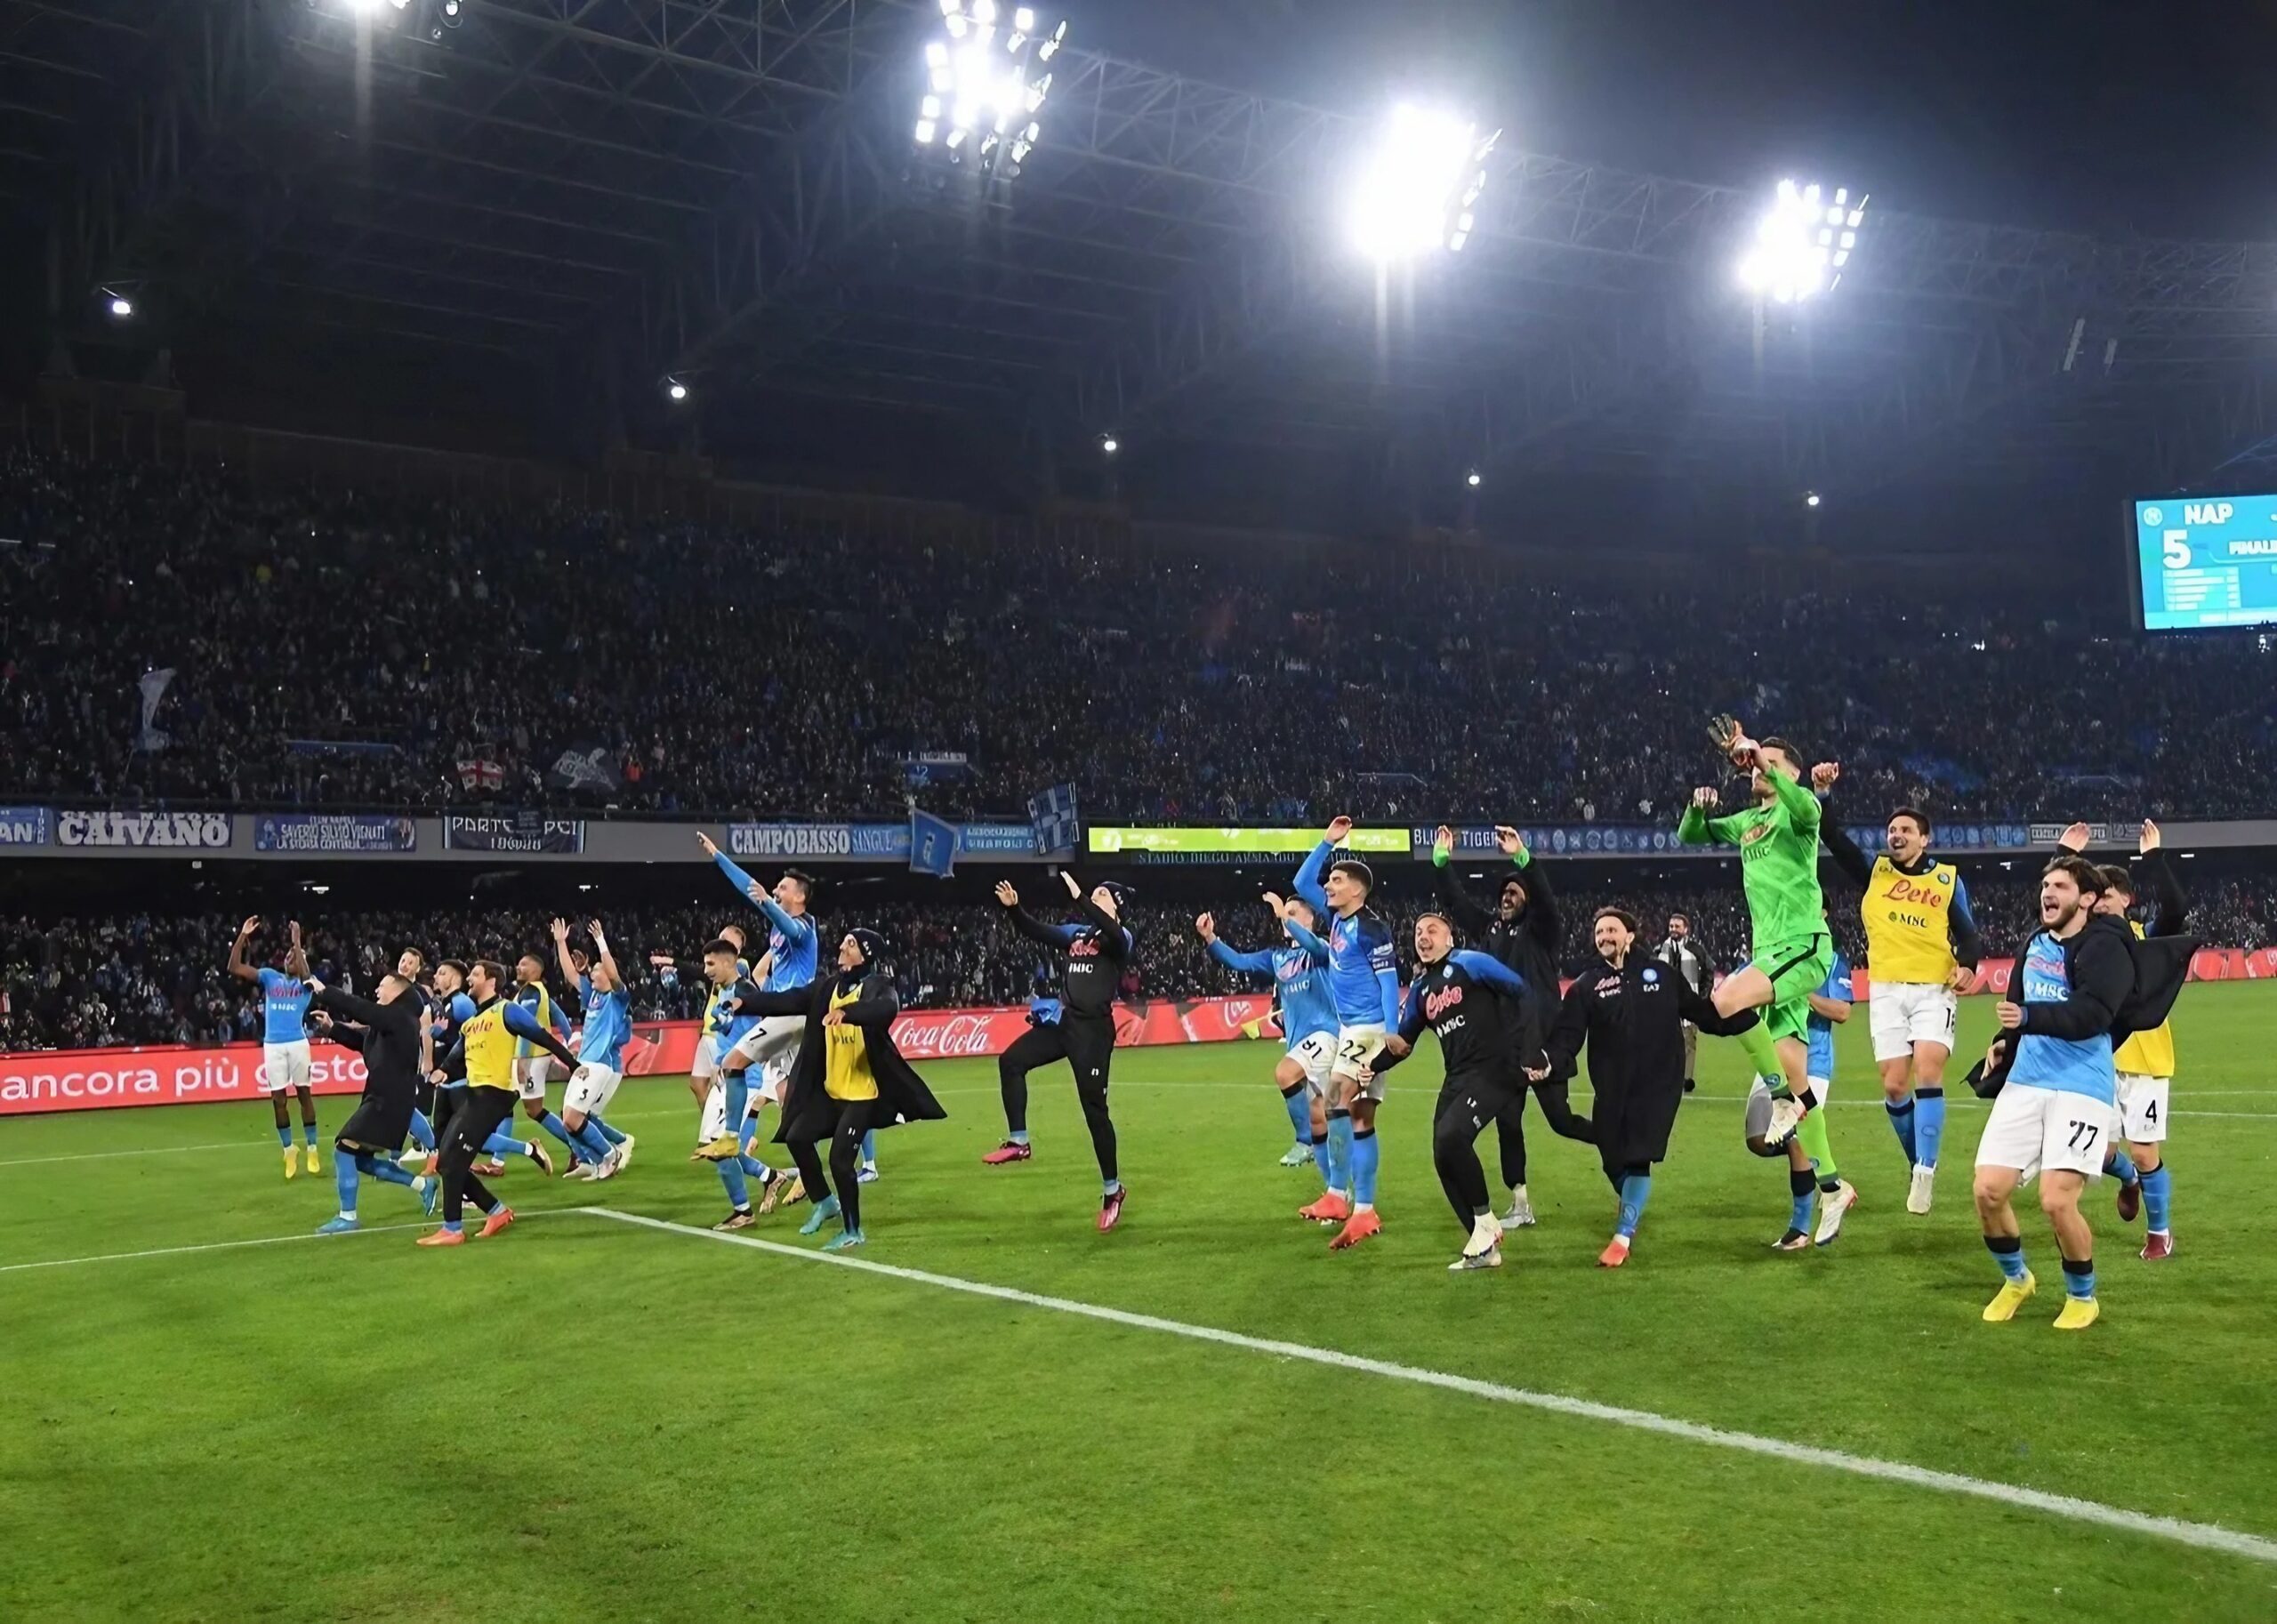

{"left": 1754, "top": 934, "right": 1834, "bottom": 1048}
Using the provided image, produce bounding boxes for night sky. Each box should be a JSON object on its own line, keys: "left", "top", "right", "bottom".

{"left": 1087, "top": 0, "right": 2277, "bottom": 238}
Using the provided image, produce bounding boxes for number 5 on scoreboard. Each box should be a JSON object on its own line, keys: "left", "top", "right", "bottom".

{"left": 2163, "top": 530, "right": 2192, "bottom": 569}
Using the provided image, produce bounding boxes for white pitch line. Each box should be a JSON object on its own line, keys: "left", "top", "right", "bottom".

{"left": 3, "top": 1082, "right": 2269, "bottom": 1172}
{"left": 588, "top": 1205, "right": 2277, "bottom": 1566}
{"left": 0, "top": 1208, "right": 583, "bottom": 1274}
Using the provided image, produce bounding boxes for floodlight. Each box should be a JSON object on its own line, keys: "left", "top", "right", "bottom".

{"left": 913, "top": 6, "right": 1063, "bottom": 179}
{"left": 1039, "top": 20, "right": 1066, "bottom": 60}
{"left": 106, "top": 293, "right": 133, "bottom": 318}
{"left": 1466, "top": 470, "right": 1481, "bottom": 488}
{"left": 1345, "top": 104, "right": 1501, "bottom": 261}
{"left": 442, "top": 0, "right": 459, "bottom": 13}
{"left": 1736, "top": 179, "right": 1871, "bottom": 304}
{"left": 666, "top": 378, "right": 688, "bottom": 402}
{"left": 1804, "top": 491, "right": 1822, "bottom": 508}
{"left": 1101, "top": 435, "right": 1119, "bottom": 454}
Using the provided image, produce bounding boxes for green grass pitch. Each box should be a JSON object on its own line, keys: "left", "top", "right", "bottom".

{"left": 5, "top": 985, "right": 2276, "bottom": 1622}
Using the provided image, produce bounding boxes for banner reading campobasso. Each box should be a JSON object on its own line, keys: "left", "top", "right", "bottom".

{"left": 727, "top": 823, "right": 1036, "bottom": 862}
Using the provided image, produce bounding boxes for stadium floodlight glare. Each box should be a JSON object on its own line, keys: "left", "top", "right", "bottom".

{"left": 1736, "top": 179, "right": 1870, "bottom": 304}
{"left": 1344, "top": 103, "right": 1501, "bottom": 261}
{"left": 1804, "top": 491, "right": 1822, "bottom": 508}
{"left": 914, "top": 3, "right": 1063, "bottom": 180}
{"left": 104, "top": 292, "right": 133, "bottom": 318}
{"left": 1101, "top": 435, "right": 1119, "bottom": 454}
{"left": 1466, "top": 470, "right": 1482, "bottom": 488}
{"left": 665, "top": 377, "right": 688, "bottom": 402}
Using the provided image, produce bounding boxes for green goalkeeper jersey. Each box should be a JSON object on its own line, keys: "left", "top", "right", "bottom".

{"left": 1676, "top": 766, "right": 1826, "bottom": 953}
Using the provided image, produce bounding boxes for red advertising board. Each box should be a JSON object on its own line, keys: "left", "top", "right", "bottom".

{"left": 0, "top": 996, "right": 1275, "bottom": 1116}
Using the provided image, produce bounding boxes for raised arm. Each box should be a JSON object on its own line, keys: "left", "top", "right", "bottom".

{"left": 1427, "top": 825, "right": 1493, "bottom": 937}
{"left": 591, "top": 921, "right": 625, "bottom": 988}
{"left": 551, "top": 918, "right": 582, "bottom": 987}
{"left": 284, "top": 921, "right": 310, "bottom": 981}
{"left": 1676, "top": 789, "right": 1746, "bottom": 848}
{"left": 312, "top": 985, "right": 386, "bottom": 1026}
{"left": 228, "top": 916, "right": 261, "bottom": 984}
{"left": 995, "top": 880, "right": 1076, "bottom": 948}
{"left": 1763, "top": 761, "right": 1823, "bottom": 837}
{"left": 1506, "top": 830, "right": 1562, "bottom": 951}
{"left": 1291, "top": 825, "right": 1342, "bottom": 914}
{"left": 1204, "top": 934, "right": 1277, "bottom": 978}
{"left": 1816, "top": 804, "right": 1874, "bottom": 888}
{"left": 2138, "top": 823, "right": 2187, "bottom": 937}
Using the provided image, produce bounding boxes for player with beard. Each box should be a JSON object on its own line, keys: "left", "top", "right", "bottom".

{"left": 1546, "top": 908, "right": 1763, "bottom": 1267}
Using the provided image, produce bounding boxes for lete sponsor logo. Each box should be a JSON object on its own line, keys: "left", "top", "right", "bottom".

{"left": 56, "top": 809, "right": 232, "bottom": 848}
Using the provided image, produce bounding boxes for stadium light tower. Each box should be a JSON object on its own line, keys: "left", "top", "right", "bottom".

{"left": 914, "top": 1, "right": 1065, "bottom": 181}
{"left": 1736, "top": 179, "right": 1869, "bottom": 304}
{"left": 1344, "top": 103, "right": 1501, "bottom": 261}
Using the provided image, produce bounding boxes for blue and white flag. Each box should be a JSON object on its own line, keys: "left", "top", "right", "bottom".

{"left": 1027, "top": 784, "right": 1080, "bottom": 857}
{"left": 909, "top": 808, "right": 959, "bottom": 877}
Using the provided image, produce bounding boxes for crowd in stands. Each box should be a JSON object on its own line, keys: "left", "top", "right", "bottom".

{"left": 7, "top": 448, "right": 2277, "bottom": 827}
{"left": 7, "top": 869, "right": 2268, "bottom": 1052}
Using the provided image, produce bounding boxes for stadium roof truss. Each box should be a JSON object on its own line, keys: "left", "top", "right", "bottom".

{"left": 12, "top": 0, "right": 2277, "bottom": 498}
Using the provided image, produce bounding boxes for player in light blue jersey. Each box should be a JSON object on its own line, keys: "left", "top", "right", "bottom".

{"left": 1973, "top": 856, "right": 2134, "bottom": 1331}
{"left": 229, "top": 915, "right": 322, "bottom": 1179}
{"left": 551, "top": 919, "right": 636, "bottom": 1180}
{"left": 699, "top": 832, "right": 827, "bottom": 1179}
{"left": 1291, "top": 816, "right": 1404, "bottom": 1251}
{"left": 1196, "top": 890, "right": 1338, "bottom": 1178}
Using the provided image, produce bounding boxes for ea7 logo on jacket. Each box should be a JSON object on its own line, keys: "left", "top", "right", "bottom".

{"left": 1423, "top": 984, "right": 1466, "bottom": 1022}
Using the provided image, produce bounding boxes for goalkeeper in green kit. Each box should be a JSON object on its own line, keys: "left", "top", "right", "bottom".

{"left": 1678, "top": 718, "right": 1838, "bottom": 1162}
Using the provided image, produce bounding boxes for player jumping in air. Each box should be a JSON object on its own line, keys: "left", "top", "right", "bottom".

{"left": 1365, "top": 910, "right": 1534, "bottom": 1272}
{"left": 1742, "top": 905, "right": 1860, "bottom": 1250}
{"left": 1676, "top": 722, "right": 1838, "bottom": 1173}
{"left": 700, "top": 939, "right": 800, "bottom": 1227}
{"left": 1816, "top": 768, "right": 1983, "bottom": 1214}
{"left": 1969, "top": 856, "right": 2135, "bottom": 1330}
{"left": 1291, "top": 817, "right": 1403, "bottom": 1252}
{"left": 698, "top": 834, "right": 833, "bottom": 1181}
{"left": 986, "top": 872, "right": 1136, "bottom": 1232}
{"left": 228, "top": 916, "right": 321, "bottom": 1179}
{"left": 2062, "top": 820, "right": 2187, "bottom": 1260}
{"left": 1196, "top": 889, "right": 1338, "bottom": 1179}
